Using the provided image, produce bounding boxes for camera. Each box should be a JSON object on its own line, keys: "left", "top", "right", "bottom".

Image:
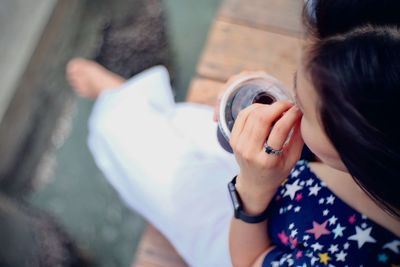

{"left": 217, "top": 73, "right": 291, "bottom": 153}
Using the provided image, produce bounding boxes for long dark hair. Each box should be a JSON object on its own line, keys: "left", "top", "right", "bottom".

{"left": 305, "top": 26, "right": 400, "bottom": 218}
{"left": 303, "top": 0, "right": 400, "bottom": 39}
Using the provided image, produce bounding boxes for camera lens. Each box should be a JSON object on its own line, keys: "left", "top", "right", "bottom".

{"left": 252, "top": 92, "right": 274, "bottom": 105}
{"left": 217, "top": 74, "right": 290, "bottom": 154}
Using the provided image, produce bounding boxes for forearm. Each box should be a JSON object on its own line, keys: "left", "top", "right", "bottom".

{"left": 229, "top": 179, "right": 277, "bottom": 267}
{"left": 227, "top": 101, "right": 303, "bottom": 266}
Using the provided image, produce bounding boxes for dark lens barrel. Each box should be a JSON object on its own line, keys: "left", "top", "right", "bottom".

{"left": 216, "top": 126, "right": 233, "bottom": 153}
{"left": 231, "top": 84, "right": 267, "bottom": 120}
{"left": 252, "top": 92, "right": 275, "bottom": 105}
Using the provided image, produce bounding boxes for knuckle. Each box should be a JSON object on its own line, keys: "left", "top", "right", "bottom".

{"left": 273, "top": 101, "right": 290, "bottom": 110}
{"left": 237, "top": 109, "right": 247, "bottom": 120}
{"left": 252, "top": 103, "right": 265, "bottom": 110}
{"left": 241, "top": 151, "right": 253, "bottom": 162}
{"left": 253, "top": 110, "right": 270, "bottom": 124}
{"left": 272, "top": 101, "right": 285, "bottom": 110}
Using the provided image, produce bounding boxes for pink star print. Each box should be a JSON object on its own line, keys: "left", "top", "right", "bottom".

{"left": 348, "top": 214, "right": 357, "bottom": 224}
{"left": 306, "top": 220, "right": 331, "bottom": 240}
{"left": 296, "top": 250, "right": 303, "bottom": 259}
{"left": 295, "top": 193, "right": 303, "bottom": 202}
{"left": 278, "top": 231, "right": 289, "bottom": 245}
{"left": 290, "top": 238, "right": 298, "bottom": 248}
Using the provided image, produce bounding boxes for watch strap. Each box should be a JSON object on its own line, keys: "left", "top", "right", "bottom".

{"left": 228, "top": 175, "right": 271, "bottom": 224}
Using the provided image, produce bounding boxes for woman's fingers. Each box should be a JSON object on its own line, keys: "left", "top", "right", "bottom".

{"left": 230, "top": 104, "right": 261, "bottom": 149}
{"left": 284, "top": 121, "right": 304, "bottom": 166}
{"left": 231, "top": 101, "right": 293, "bottom": 153}
{"left": 266, "top": 105, "right": 303, "bottom": 152}
{"left": 246, "top": 101, "right": 293, "bottom": 151}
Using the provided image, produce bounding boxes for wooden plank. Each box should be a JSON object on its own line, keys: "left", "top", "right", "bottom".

{"left": 197, "top": 20, "right": 301, "bottom": 88}
{"left": 219, "top": 0, "right": 304, "bottom": 36}
{"left": 132, "top": 225, "right": 187, "bottom": 267}
{"left": 186, "top": 77, "right": 225, "bottom": 106}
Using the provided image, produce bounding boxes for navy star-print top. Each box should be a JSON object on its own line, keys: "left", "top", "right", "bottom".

{"left": 262, "top": 160, "right": 400, "bottom": 267}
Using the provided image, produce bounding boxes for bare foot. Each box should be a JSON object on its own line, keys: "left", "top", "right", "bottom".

{"left": 66, "top": 58, "right": 125, "bottom": 99}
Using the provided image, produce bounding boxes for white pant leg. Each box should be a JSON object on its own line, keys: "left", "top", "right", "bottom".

{"left": 87, "top": 66, "right": 239, "bottom": 267}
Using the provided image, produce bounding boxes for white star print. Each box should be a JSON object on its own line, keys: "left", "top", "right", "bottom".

{"left": 300, "top": 181, "right": 305, "bottom": 186}
{"left": 361, "top": 223, "right": 368, "bottom": 229}
{"left": 290, "top": 229, "right": 298, "bottom": 237}
{"left": 326, "top": 195, "right": 335, "bottom": 204}
{"left": 335, "top": 250, "right": 347, "bottom": 262}
{"left": 306, "top": 178, "right": 314, "bottom": 186}
{"left": 323, "top": 209, "right": 330, "bottom": 216}
{"left": 343, "top": 242, "right": 350, "bottom": 250}
{"left": 309, "top": 184, "right": 321, "bottom": 196}
{"left": 283, "top": 179, "right": 303, "bottom": 200}
{"left": 291, "top": 169, "right": 301, "bottom": 177}
{"left": 294, "top": 206, "right": 301, "bottom": 212}
{"left": 332, "top": 223, "right": 346, "bottom": 239}
{"left": 311, "top": 242, "right": 323, "bottom": 251}
{"left": 348, "top": 226, "right": 376, "bottom": 249}
{"left": 328, "top": 215, "right": 338, "bottom": 225}
{"left": 383, "top": 240, "right": 400, "bottom": 254}
{"left": 289, "top": 223, "right": 295, "bottom": 229}
{"left": 328, "top": 244, "right": 339, "bottom": 254}
{"left": 300, "top": 165, "right": 305, "bottom": 171}
{"left": 311, "top": 256, "right": 319, "bottom": 265}
{"left": 288, "top": 204, "right": 293, "bottom": 210}
{"left": 319, "top": 198, "right": 325, "bottom": 204}
{"left": 303, "top": 235, "right": 310, "bottom": 240}
{"left": 320, "top": 181, "right": 327, "bottom": 187}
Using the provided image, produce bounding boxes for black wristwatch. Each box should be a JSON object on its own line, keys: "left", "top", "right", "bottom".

{"left": 228, "top": 175, "right": 271, "bottom": 224}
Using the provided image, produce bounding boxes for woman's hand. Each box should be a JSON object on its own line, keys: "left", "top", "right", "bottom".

{"left": 230, "top": 101, "right": 304, "bottom": 215}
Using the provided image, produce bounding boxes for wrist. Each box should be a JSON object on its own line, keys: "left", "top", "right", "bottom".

{"left": 235, "top": 176, "right": 278, "bottom": 215}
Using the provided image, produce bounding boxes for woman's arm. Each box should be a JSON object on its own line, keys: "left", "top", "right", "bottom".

{"left": 229, "top": 182, "right": 276, "bottom": 267}
{"left": 228, "top": 102, "right": 304, "bottom": 267}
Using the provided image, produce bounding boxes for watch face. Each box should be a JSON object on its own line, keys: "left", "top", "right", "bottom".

{"left": 228, "top": 181, "right": 241, "bottom": 212}
{"left": 217, "top": 74, "right": 291, "bottom": 153}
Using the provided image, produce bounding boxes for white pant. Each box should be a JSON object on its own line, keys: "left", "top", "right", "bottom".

{"left": 87, "top": 66, "right": 239, "bottom": 267}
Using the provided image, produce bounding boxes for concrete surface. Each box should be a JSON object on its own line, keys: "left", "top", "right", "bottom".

{"left": 0, "top": 0, "right": 57, "bottom": 122}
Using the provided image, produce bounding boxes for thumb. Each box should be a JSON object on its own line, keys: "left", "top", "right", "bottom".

{"left": 284, "top": 121, "right": 304, "bottom": 168}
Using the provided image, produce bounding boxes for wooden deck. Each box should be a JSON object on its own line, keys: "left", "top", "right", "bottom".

{"left": 132, "top": 0, "right": 303, "bottom": 266}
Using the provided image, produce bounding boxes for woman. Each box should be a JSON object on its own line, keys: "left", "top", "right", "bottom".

{"left": 67, "top": 1, "right": 400, "bottom": 266}
{"left": 229, "top": 2, "right": 400, "bottom": 265}
{"left": 229, "top": 26, "right": 400, "bottom": 266}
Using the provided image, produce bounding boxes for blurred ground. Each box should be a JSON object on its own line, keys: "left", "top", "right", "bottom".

{"left": 0, "top": 0, "right": 57, "bottom": 123}
{"left": 24, "top": 0, "right": 221, "bottom": 267}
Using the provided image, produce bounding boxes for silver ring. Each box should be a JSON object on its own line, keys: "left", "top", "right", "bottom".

{"left": 265, "top": 145, "right": 283, "bottom": 156}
